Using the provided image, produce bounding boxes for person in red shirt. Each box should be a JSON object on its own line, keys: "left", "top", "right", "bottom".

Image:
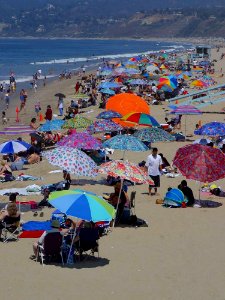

{"left": 45, "top": 105, "right": 53, "bottom": 121}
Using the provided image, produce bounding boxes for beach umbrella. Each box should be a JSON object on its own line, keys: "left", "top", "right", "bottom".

{"left": 190, "top": 80, "right": 208, "bottom": 88}
{"left": 55, "top": 93, "right": 66, "bottom": 98}
{"left": 134, "top": 127, "right": 175, "bottom": 143}
{"left": 98, "top": 82, "right": 121, "bottom": 89}
{"left": 49, "top": 189, "right": 115, "bottom": 222}
{"left": 99, "top": 88, "right": 115, "bottom": 95}
{"left": 157, "top": 75, "right": 178, "bottom": 90}
{"left": 42, "top": 147, "right": 97, "bottom": 177}
{"left": 195, "top": 122, "right": 225, "bottom": 136}
{"left": 0, "top": 140, "right": 31, "bottom": 154}
{"left": 98, "top": 160, "right": 153, "bottom": 185}
{"left": 96, "top": 110, "right": 122, "bottom": 120}
{"left": 57, "top": 132, "right": 102, "bottom": 150}
{"left": 62, "top": 116, "right": 93, "bottom": 129}
{"left": 49, "top": 189, "right": 115, "bottom": 262}
{"left": 173, "top": 144, "right": 225, "bottom": 183}
{"left": 193, "top": 138, "right": 211, "bottom": 145}
{"left": 38, "top": 120, "right": 65, "bottom": 132}
{"left": 102, "top": 134, "right": 148, "bottom": 152}
{"left": 121, "top": 112, "right": 160, "bottom": 127}
{"left": 87, "top": 120, "right": 123, "bottom": 133}
{"left": 170, "top": 105, "right": 202, "bottom": 138}
{"left": 164, "top": 188, "right": 186, "bottom": 207}
{"left": 128, "top": 79, "right": 148, "bottom": 85}
{"left": 106, "top": 93, "right": 150, "bottom": 117}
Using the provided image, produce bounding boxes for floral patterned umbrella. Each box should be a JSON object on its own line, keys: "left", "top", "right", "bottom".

{"left": 87, "top": 120, "right": 123, "bottom": 133}
{"left": 57, "top": 132, "right": 102, "bottom": 150}
{"left": 96, "top": 110, "right": 122, "bottom": 120}
{"left": 103, "top": 134, "right": 148, "bottom": 151}
{"left": 42, "top": 147, "right": 97, "bottom": 177}
{"left": 98, "top": 160, "right": 153, "bottom": 185}
{"left": 62, "top": 116, "right": 93, "bottom": 129}
{"left": 194, "top": 121, "right": 225, "bottom": 136}
{"left": 134, "top": 127, "right": 175, "bottom": 143}
{"left": 38, "top": 120, "right": 65, "bottom": 132}
{"left": 173, "top": 144, "right": 225, "bottom": 183}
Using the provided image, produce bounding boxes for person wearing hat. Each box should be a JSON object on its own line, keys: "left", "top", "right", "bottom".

{"left": 31, "top": 220, "right": 62, "bottom": 259}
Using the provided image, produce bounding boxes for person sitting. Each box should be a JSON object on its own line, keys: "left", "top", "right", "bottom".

{"left": 27, "top": 150, "right": 40, "bottom": 164}
{"left": 158, "top": 153, "right": 170, "bottom": 169}
{"left": 31, "top": 220, "right": 62, "bottom": 259}
{"left": 63, "top": 170, "right": 71, "bottom": 190}
{"left": 108, "top": 182, "right": 129, "bottom": 222}
{"left": 0, "top": 203, "right": 21, "bottom": 239}
{"left": 178, "top": 180, "right": 195, "bottom": 207}
{"left": 38, "top": 189, "right": 53, "bottom": 208}
{"left": 30, "top": 118, "right": 38, "bottom": 130}
{"left": 89, "top": 150, "right": 104, "bottom": 165}
{"left": 0, "top": 160, "right": 13, "bottom": 180}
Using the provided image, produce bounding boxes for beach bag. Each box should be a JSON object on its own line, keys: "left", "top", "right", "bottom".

{"left": 51, "top": 210, "right": 67, "bottom": 226}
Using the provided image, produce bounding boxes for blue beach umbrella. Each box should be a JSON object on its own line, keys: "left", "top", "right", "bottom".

{"left": 194, "top": 122, "right": 225, "bottom": 136}
{"left": 100, "top": 88, "right": 115, "bottom": 95}
{"left": 49, "top": 189, "right": 116, "bottom": 222}
{"left": 98, "top": 82, "right": 121, "bottom": 89}
{"left": 96, "top": 110, "right": 122, "bottom": 120}
{"left": 0, "top": 140, "right": 31, "bottom": 154}
{"left": 38, "top": 120, "right": 65, "bottom": 132}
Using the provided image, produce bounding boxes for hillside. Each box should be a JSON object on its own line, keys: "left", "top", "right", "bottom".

{"left": 0, "top": 1, "right": 225, "bottom": 38}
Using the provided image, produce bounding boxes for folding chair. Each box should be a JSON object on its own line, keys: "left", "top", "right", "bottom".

{"left": 1, "top": 215, "right": 21, "bottom": 243}
{"left": 37, "top": 232, "right": 64, "bottom": 266}
{"left": 76, "top": 228, "right": 100, "bottom": 261}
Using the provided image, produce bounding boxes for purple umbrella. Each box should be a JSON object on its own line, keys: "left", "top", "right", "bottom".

{"left": 57, "top": 132, "right": 102, "bottom": 150}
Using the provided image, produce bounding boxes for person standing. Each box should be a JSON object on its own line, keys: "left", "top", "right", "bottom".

{"left": 58, "top": 98, "right": 64, "bottom": 116}
{"left": 145, "top": 147, "right": 163, "bottom": 196}
{"left": 45, "top": 105, "right": 53, "bottom": 121}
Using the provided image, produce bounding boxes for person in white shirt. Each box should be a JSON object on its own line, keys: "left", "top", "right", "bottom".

{"left": 145, "top": 148, "right": 163, "bottom": 195}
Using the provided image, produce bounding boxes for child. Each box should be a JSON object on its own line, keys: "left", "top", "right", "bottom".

{"left": 34, "top": 101, "right": 41, "bottom": 116}
{"left": 2, "top": 111, "right": 7, "bottom": 125}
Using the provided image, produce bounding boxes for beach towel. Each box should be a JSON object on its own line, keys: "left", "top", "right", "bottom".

{"left": 0, "top": 186, "right": 41, "bottom": 196}
{"left": 22, "top": 221, "right": 52, "bottom": 231}
{"left": 19, "top": 230, "right": 44, "bottom": 238}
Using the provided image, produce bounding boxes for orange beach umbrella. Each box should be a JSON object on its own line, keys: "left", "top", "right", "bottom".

{"left": 106, "top": 93, "right": 150, "bottom": 117}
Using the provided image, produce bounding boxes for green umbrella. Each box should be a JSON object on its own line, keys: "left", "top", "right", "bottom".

{"left": 63, "top": 116, "right": 93, "bottom": 129}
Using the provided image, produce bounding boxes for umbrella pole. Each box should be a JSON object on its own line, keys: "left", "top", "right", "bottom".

{"left": 184, "top": 115, "right": 187, "bottom": 140}
{"left": 113, "top": 178, "right": 124, "bottom": 227}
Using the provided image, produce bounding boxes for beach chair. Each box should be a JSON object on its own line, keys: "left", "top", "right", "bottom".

{"left": 75, "top": 228, "right": 100, "bottom": 261}
{"left": 37, "top": 232, "right": 64, "bottom": 266}
{"left": 1, "top": 215, "right": 21, "bottom": 243}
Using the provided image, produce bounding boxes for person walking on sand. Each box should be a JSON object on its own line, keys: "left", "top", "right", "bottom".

{"left": 145, "top": 147, "right": 163, "bottom": 196}
{"left": 4, "top": 92, "right": 10, "bottom": 109}
{"left": 58, "top": 97, "right": 64, "bottom": 116}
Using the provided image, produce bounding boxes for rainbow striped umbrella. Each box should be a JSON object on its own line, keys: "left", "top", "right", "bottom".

{"left": 190, "top": 80, "right": 208, "bottom": 88}
{"left": 121, "top": 112, "right": 160, "bottom": 127}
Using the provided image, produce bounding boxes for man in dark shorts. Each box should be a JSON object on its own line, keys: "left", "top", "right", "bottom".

{"left": 145, "top": 148, "right": 163, "bottom": 195}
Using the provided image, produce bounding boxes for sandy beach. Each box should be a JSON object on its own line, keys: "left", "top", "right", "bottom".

{"left": 0, "top": 47, "right": 225, "bottom": 300}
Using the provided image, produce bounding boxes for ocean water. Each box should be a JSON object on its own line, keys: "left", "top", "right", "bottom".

{"left": 0, "top": 38, "right": 191, "bottom": 83}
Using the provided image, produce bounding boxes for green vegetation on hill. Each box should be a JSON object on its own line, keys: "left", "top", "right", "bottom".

{"left": 0, "top": 1, "right": 225, "bottom": 38}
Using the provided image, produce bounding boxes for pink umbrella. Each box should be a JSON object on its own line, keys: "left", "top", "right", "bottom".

{"left": 173, "top": 144, "right": 225, "bottom": 183}
{"left": 57, "top": 132, "right": 102, "bottom": 150}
